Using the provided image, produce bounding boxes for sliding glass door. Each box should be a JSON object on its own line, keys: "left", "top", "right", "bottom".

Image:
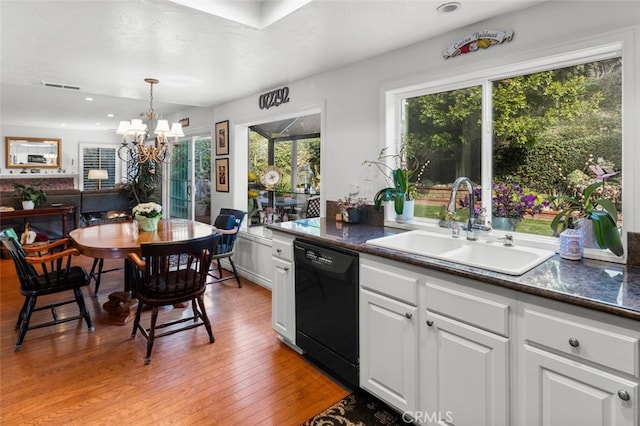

{"left": 169, "top": 136, "right": 212, "bottom": 224}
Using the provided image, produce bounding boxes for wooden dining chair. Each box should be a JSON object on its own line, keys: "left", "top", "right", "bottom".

{"left": 209, "top": 208, "right": 246, "bottom": 287}
{"left": 0, "top": 229, "right": 94, "bottom": 351}
{"left": 127, "top": 233, "right": 220, "bottom": 364}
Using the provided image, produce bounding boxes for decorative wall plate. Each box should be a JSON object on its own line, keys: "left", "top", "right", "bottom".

{"left": 442, "top": 29, "right": 514, "bottom": 59}
{"left": 260, "top": 165, "right": 282, "bottom": 189}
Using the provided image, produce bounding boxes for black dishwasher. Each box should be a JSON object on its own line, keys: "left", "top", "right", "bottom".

{"left": 294, "top": 239, "right": 359, "bottom": 388}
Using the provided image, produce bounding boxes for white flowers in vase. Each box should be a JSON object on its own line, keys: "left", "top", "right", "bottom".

{"left": 133, "top": 202, "right": 163, "bottom": 218}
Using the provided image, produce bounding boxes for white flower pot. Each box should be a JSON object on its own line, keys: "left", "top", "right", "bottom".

{"left": 22, "top": 200, "right": 35, "bottom": 210}
{"left": 396, "top": 199, "right": 414, "bottom": 223}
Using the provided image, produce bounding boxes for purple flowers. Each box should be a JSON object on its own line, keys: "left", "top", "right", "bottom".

{"left": 456, "top": 182, "right": 548, "bottom": 219}
{"left": 492, "top": 182, "right": 547, "bottom": 219}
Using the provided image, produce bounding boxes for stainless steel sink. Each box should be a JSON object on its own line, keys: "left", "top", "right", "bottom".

{"left": 366, "top": 230, "right": 554, "bottom": 275}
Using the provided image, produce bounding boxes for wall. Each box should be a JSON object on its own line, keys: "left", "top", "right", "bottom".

{"left": 209, "top": 1, "right": 640, "bottom": 233}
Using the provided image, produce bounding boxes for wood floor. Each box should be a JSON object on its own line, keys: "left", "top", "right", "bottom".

{"left": 0, "top": 255, "right": 348, "bottom": 425}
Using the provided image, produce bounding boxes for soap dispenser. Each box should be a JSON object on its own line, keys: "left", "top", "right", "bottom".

{"left": 559, "top": 217, "right": 583, "bottom": 260}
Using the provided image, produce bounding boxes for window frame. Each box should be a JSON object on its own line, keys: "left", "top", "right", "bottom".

{"left": 384, "top": 40, "right": 630, "bottom": 262}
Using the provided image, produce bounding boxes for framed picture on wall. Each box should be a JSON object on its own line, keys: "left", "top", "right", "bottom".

{"left": 215, "top": 158, "right": 229, "bottom": 192}
{"left": 215, "top": 120, "right": 229, "bottom": 156}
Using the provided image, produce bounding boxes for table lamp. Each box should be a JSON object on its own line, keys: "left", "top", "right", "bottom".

{"left": 87, "top": 169, "right": 108, "bottom": 190}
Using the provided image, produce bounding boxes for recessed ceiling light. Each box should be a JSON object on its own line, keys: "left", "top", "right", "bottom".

{"left": 95, "top": 122, "right": 101, "bottom": 126}
{"left": 84, "top": 97, "right": 93, "bottom": 101}
{"left": 107, "top": 113, "right": 114, "bottom": 118}
{"left": 437, "top": 2, "right": 461, "bottom": 14}
{"left": 61, "top": 123, "right": 66, "bottom": 127}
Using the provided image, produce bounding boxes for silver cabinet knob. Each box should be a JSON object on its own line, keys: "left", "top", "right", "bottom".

{"left": 405, "top": 313, "right": 413, "bottom": 319}
{"left": 276, "top": 248, "right": 282, "bottom": 253}
{"left": 426, "top": 320, "right": 434, "bottom": 327}
{"left": 283, "top": 266, "right": 289, "bottom": 271}
{"left": 568, "top": 337, "right": 580, "bottom": 348}
{"left": 618, "top": 390, "right": 630, "bottom": 401}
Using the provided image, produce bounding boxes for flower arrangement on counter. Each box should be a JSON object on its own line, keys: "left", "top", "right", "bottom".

{"left": 337, "top": 196, "right": 367, "bottom": 224}
{"left": 132, "top": 202, "right": 163, "bottom": 218}
{"left": 337, "top": 196, "right": 367, "bottom": 213}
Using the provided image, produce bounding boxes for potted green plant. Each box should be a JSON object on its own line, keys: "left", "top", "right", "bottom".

{"left": 550, "top": 180, "right": 623, "bottom": 256}
{"left": 11, "top": 183, "right": 47, "bottom": 210}
{"left": 364, "top": 144, "right": 424, "bottom": 223}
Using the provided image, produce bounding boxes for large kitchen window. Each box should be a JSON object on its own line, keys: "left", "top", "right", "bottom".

{"left": 395, "top": 48, "right": 623, "bottom": 240}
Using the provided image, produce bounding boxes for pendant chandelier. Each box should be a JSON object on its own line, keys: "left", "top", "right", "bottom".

{"left": 116, "top": 78, "right": 184, "bottom": 164}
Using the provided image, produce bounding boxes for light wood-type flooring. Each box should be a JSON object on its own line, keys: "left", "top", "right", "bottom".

{"left": 0, "top": 254, "right": 348, "bottom": 425}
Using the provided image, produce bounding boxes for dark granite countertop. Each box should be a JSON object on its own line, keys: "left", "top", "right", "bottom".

{"left": 269, "top": 218, "right": 640, "bottom": 322}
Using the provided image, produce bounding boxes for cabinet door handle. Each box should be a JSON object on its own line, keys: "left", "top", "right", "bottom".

{"left": 405, "top": 313, "right": 412, "bottom": 319}
{"left": 618, "top": 390, "right": 630, "bottom": 401}
{"left": 568, "top": 337, "right": 580, "bottom": 348}
{"left": 276, "top": 248, "right": 282, "bottom": 253}
{"left": 426, "top": 320, "right": 434, "bottom": 327}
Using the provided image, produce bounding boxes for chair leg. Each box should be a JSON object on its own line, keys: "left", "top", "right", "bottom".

{"left": 228, "top": 258, "right": 242, "bottom": 288}
{"left": 15, "top": 295, "right": 37, "bottom": 351}
{"left": 216, "top": 259, "right": 223, "bottom": 277}
{"left": 90, "top": 258, "right": 104, "bottom": 296}
{"left": 73, "top": 287, "right": 95, "bottom": 332}
{"left": 145, "top": 306, "right": 159, "bottom": 365}
{"left": 196, "top": 295, "right": 215, "bottom": 344}
{"left": 191, "top": 299, "right": 199, "bottom": 322}
{"left": 15, "top": 297, "right": 29, "bottom": 329}
{"left": 131, "top": 301, "right": 144, "bottom": 339}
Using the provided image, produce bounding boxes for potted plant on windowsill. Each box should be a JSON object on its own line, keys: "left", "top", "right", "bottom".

{"left": 550, "top": 180, "right": 623, "bottom": 257}
{"left": 364, "top": 143, "right": 427, "bottom": 223}
{"left": 11, "top": 183, "right": 47, "bottom": 210}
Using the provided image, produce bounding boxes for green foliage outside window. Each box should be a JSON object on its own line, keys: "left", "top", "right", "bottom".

{"left": 402, "top": 57, "right": 622, "bottom": 238}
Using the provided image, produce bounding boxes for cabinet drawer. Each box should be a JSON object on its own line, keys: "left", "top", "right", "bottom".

{"left": 360, "top": 257, "right": 419, "bottom": 305}
{"left": 524, "top": 307, "right": 639, "bottom": 376}
{"left": 426, "top": 281, "right": 510, "bottom": 337}
{"left": 272, "top": 238, "right": 293, "bottom": 261}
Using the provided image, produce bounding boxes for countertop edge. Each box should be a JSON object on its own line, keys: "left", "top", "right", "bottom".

{"left": 269, "top": 221, "right": 640, "bottom": 322}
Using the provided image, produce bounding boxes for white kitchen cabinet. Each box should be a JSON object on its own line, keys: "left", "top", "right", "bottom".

{"left": 518, "top": 296, "right": 639, "bottom": 426}
{"left": 271, "top": 231, "right": 296, "bottom": 344}
{"left": 359, "top": 255, "right": 420, "bottom": 415}
{"left": 422, "top": 273, "right": 513, "bottom": 426}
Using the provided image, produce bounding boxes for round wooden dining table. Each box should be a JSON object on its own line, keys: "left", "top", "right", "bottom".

{"left": 69, "top": 219, "right": 215, "bottom": 324}
{"left": 69, "top": 218, "right": 214, "bottom": 259}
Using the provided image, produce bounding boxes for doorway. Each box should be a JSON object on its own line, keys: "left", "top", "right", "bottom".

{"left": 169, "top": 135, "right": 212, "bottom": 224}
{"left": 248, "top": 113, "right": 321, "bottom": 226}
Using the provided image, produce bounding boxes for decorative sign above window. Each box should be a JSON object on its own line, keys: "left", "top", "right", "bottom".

{"left": 258, "top": 86, "right": 290, "bottom": 110}
{"left": 442, "top": 30, "right": 514, "bottom": 59}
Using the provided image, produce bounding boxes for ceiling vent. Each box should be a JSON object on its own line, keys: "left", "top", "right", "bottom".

{"left": 42, "top": 81, "right": 80, "bottom": 90}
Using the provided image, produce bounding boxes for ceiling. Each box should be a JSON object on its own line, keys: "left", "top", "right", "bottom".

{"left": 0, "top": 0, "right": 543, "bottom": 132}
{"left": 251, "top": 113, "right": 321, "bottom": 141}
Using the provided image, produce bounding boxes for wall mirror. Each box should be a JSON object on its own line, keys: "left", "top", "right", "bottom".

{"left": 5, "top": 137, "right": 62, "bottom": 169}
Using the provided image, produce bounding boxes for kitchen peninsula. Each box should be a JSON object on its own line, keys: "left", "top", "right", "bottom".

{"left": 270, "top": 218, "right": 640, "bottom": 319}
{"left": 269, "top": 218, "right": 639, "bottom": 426}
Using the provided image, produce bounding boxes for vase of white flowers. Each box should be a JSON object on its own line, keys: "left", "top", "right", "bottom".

{"left": 133, "top": 202, "right": 163, "bottom": 231}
